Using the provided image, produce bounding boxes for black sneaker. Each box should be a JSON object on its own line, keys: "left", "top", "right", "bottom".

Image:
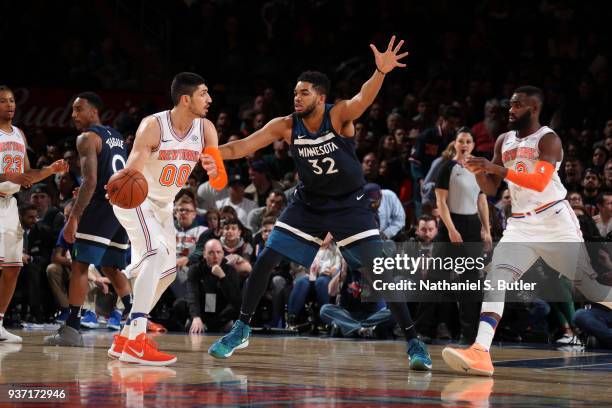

{"left": 329, "top": 323, "right": 342, "bottom": 338}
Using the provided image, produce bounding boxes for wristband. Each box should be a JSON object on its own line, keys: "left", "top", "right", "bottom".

{"left": 203, "top": 146, "right": 228, "bottom": 191}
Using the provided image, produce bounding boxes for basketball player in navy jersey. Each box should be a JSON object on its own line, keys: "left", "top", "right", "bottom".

{"left": 45, "top": 92, "right": 133, "bottom": 347}
{"left": 208, "top": 36, "right": 432, "bottom": 370}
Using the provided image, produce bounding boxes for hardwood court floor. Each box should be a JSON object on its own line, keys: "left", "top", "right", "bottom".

{"left": 0, "top": 329, "right": 611, "bottom": 407}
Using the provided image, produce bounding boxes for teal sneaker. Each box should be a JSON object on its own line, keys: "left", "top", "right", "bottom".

{"left": 407, "top": 338, "right": 432, "bottom": 371}
{"left": 208, "top": 320, "right": 252, "bottom": 359}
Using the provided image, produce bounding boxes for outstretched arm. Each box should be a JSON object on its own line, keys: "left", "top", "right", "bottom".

{"left": 20, "top": 133, "right": 68, "bottom": 183}
{"left": 332, "top": 35, "right": 409, "bottom": 124}
{"left": 219, "top": 116, "right": 290, "bottom": 160}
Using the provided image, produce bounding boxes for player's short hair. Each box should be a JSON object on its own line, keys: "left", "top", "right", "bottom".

{"left": 513, "top": 85, "right": 544, "bottom": 104}
{"left": 296, "top": 71, "right": 330, "bottom": 96}
{"left": 0, "top": 85, "right": 13, "bottom": 94}
{"left": 76, "top": 92, "right": 104, "bottom": 111}
{"left": 171, "top": 72, "right": 206, "bottom": 106}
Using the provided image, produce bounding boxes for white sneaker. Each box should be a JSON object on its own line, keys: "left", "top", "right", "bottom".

{"left": 556, "top": 333, "right": 581, "bottom": 345}
{"left": 0, "top": 326, "right": 23, "bottom": 343}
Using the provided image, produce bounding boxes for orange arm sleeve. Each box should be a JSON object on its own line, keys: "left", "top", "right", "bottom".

{"left": 505, "top": 160, "right": 555, "bottom": 192}
{"left": 203, "top": 146, "right": 228, "bottom": 191}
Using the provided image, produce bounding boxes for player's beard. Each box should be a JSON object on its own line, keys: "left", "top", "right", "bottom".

{"left": 509, "top": 110, "right": 532, "bottom": 131}
{"left": 189, "top": 105, "right": 207, "bottom": 118}
{"left": 295, "top": 102, "right": 317, "bottom": 119}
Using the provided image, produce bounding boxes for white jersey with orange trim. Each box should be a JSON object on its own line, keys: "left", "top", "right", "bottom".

{"left": 145, "top": 111, "right": 205, "bottom": 203}
{"left": 500, "top": 126, "right": 566, "bottom": 213}
{"left": 0, "top": 126, "right": 27, "bottom": 196}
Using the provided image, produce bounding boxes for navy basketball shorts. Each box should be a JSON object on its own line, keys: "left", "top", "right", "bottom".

{"left": 73, "top": 198, "right": 129, "bottom": 269}
{"left": 266, "top": 189, "right": 380, "bottom": 267}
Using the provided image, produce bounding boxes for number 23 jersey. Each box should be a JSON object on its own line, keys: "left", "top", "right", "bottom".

{"left": 146, "top": 111, "right": 205, "bottom": 203}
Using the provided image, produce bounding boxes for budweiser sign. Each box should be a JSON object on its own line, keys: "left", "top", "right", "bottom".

{"left": 11, "top": 87, "right": 167, "bottom": 130}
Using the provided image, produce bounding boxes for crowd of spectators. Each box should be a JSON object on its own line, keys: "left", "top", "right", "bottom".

{"left": 2, "top": 0, "right": 611, "bottom": 348}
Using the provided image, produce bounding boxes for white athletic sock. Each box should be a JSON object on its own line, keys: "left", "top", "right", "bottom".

{"left": 128, "top": 317, "right": 147, "bottom": 340}
{"left": 475, "top": 320, "right": 496, "bottom": 351}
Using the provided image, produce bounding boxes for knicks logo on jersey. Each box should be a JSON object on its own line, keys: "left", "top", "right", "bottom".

{"left": 515, "top": 161, "right": 527, "bottom": 173}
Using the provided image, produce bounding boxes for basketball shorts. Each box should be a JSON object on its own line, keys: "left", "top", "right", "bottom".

{"left": 266, "top": 188, "right": 380, "bottom": 267}
{"left": 74, "top": 198, "right": 128, "bottom": 269}
{"left": 0, "top": 195, "right": 23, "bottom": 267}
{"left": 491, "top": 199, "right": 585, "bottom": 281}
{"left": 113, "top": 197, "right": 176, "bottom": 279}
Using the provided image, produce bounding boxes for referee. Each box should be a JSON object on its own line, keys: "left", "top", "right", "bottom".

{"left": 434, "top": 127, "right": 491, "bottom": 343}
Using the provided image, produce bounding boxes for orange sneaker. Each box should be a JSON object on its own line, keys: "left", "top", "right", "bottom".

{"left": 147, "top": 321, "right": 167, "bottom": 333}
{"left": 119, "top": 333, "right": 177, "bottom": 366}
{"left": 442, "top": 343, "right": 494, "bottom": 376}
{"left": 108, "top": 334, "right": 128, "bottom": 359}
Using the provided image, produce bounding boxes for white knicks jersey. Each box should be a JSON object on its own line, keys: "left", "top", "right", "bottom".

{"left": 500, "top": 126, "right": 566, "bottom": 213}
{"left": 144, "top": 111, "right": 205, "bottom": 203}
{"left": 0, "top": 126, "right": 27, "bottom": 196}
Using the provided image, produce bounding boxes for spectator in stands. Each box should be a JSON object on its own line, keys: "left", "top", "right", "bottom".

{"left": 62, "top": 149, "right": 81, "bottom": 184}
{"left": 286, "top": 236, "right": 340, "bottom": 330}
{"left": 364, "top": 183, "right": 405, "bottom": 241}
{"left": 247, "top": 189, "right": 286, "bottom": 233}
{"left": 215, "top": 173, "right": 257, "bottom": 226}
{"left": 175, "top": 199, "right": 208, "bottom": 291}
{"left": 563, "top": 158, "right": 583, "bottom": 192}
{"left": 411, "top": 106, "right": 461, "bottom": 216}
{"left": 574, "top": 303, "right": 612, "bottom": 349}
{"left": 29, "top": 183, "right": 63, "bottom": 237}
{"left": 567, "top": 191, "right": 602, "bottom": 242}
{"left": 582, "top": 168, "right": 602, "bottom": 216}
{"left": 263, "top": 140, "right": 295, "bottom": 181}
{"left": 386, "top": 112, "right": 403, "bottom": 135}
{"left": 197, "top": 179, "right": 228, "bottom": 212}
{"left": 603, "top": 159, "right": 612, "bottom": 192}
{"left": 471, "top": 98, "right": 504, "bottom": 159}
{"left": 182, "top": 239, "right": 242, "bottom": 333}
{"left": 220, "top": 218, "right": 253, "bottom": 278}
{"left": 56, "top": 171, "right": 78, "bottom": 210}
{"left": 362, "top": 153, "right": 380, "bottom": 184}
{"left": 189, "top": 209, "right": 223, "bottom": 265}
{"left": 593, "top": 192, "right": 612, "bottom": 238}
{"left": 17, "top": 203, "right": 55, "bottom": 323}
{"left": 244, "top": 160, "right": 283, "bottom": 206}
{"left": 321, "top": 267, "right": 393, "bottom": 339}
{"left": 592, "top": 146, "right": 608, "bottom": 175}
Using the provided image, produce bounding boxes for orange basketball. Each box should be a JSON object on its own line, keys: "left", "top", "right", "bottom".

{"left": 107, "top": 168, "right": 148, "bottom": 209}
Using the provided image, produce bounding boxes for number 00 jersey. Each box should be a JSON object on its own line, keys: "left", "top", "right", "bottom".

{"left": 146, "top": 111, "right": 205, "bottom": 203}
{"left": 0, "top": 126, "right": 26, "bottom": 196}
{"left": 290, "top": 104, "right": 365, "bottom": 197}
{"left": 500, "top": 125, "right": 567, "bottom": 213}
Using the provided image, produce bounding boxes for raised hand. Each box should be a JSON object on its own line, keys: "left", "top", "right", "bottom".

{"left": 369, "top": 35, "right": 409, "bottom": 74}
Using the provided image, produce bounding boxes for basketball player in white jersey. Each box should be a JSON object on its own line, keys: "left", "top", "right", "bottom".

{"left": 442, "top": 86, "right": 612, "bottom": 376}
{"left": 108, "top": 73, "right": 224, "bottom": 366}
{"left": 0, "top": 85, "right": 68, "bottom": 342}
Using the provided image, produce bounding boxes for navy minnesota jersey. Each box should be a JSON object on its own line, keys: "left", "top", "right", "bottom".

{"left": 290, "top": 104, "right": 365, "bottom": 197}
{"left": 87, "top": 125, "right": 127, "bottom": 200}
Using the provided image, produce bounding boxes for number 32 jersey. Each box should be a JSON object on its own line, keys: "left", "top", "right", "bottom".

{"left": 290, "top": 104, "right": 364, "bottom": 198}
{"left": 146, "top": 111, "right": 205, "bottom": 203}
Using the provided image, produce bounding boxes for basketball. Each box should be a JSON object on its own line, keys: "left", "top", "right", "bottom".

{"left": 106, "top": 168, "right": 148, "bottom": 209}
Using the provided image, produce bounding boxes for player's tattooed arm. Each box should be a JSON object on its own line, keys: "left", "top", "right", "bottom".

{"left": 332, "top": 35, "right": 408, "bottom": 126}
{"left": 219, "top": 116, "right": 290, "bottom": 160}
{"left": 125, "top": 116, "right": 160, "bottom": 173}
{"left": 69, "top": 132, "right": 99, "bottom": 222}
